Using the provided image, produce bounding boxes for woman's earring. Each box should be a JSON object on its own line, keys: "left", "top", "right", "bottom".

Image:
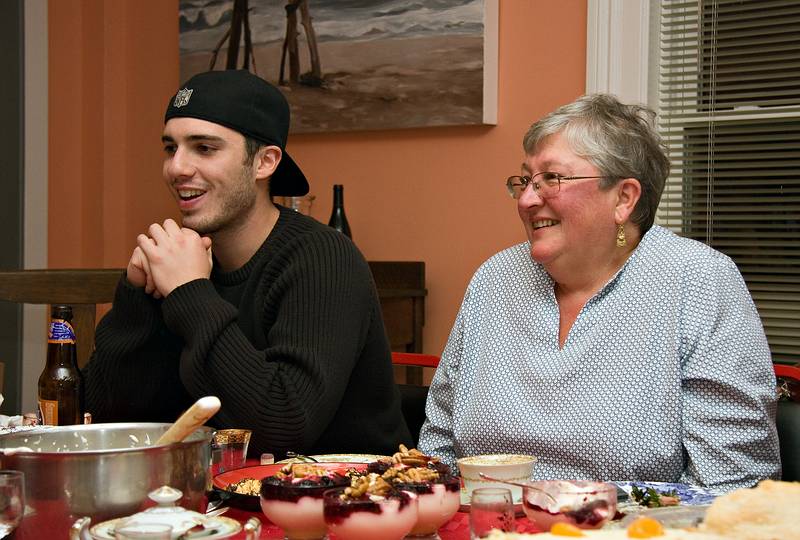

{"left": 616, "top": 223, "right": 627, "bottom": 247}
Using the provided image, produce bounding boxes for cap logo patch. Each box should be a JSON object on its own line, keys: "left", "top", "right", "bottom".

{"left": 173, "top": 88, "right": 193, "bottom": 108}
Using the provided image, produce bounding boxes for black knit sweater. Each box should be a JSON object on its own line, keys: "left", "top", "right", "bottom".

{"left": 84, "top": 207, "right": 411, "bottom": 457}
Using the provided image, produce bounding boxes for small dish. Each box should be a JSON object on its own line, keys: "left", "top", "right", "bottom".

{"left": 90, "top": 517, "right": 241, "bottom": 540}
{"left": 90, "top": 486, "right": 242, "bottom": 539}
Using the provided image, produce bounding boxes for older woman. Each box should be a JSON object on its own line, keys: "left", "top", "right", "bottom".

{"left": 418, "top": 94, "right": 780, "bottom": 491}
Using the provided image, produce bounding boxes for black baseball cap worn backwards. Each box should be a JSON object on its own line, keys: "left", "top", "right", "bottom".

{"left": 164, "top": 69, "right": 309, "bottom": 196}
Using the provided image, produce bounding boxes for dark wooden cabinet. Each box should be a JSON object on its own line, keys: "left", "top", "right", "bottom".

{"left": 368, "top": 261, "right": 426, "bottom": 353}
{"left": 369, "top": 261, "right": 427, "bottom": 385}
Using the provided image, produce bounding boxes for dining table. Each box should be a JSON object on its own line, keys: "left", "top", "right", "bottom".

{"left": 213, "top": 459, "right": 544, "bottom": 539}
{"left": 221, "top": 505, "right": 543, "bottom": 540}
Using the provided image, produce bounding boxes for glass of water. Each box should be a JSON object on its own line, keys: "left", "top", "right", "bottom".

{"left": 0, "top": 470, "right": 25, "bottom": 536}
{"left": 469, "top": 487, "right": 514, "bottom": 539}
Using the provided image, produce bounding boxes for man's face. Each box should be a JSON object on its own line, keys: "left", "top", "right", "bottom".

{"left": 161, "top": 117, "right": 258, "bottom": 235}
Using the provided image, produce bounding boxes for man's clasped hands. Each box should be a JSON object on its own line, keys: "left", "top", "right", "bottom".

{"left": 127, "top": 219, "right": 213, "bottom": 299}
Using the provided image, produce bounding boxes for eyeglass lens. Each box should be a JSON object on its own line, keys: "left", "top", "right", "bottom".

{"left": 507, "top": 172, "right": 561, "bottom": 199}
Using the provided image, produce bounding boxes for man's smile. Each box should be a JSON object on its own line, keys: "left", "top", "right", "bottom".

{"left": 178, "top": 188, "right": 206, "bottom": 201}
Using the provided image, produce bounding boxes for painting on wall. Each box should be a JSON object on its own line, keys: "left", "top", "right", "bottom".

{"left": 178, "top": 0, "right": 497, "bottom": 134}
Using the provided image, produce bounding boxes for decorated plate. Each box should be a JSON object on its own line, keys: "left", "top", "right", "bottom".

{"left": 90, "top": 515, "right": 241, "bottom": 539}
{"left": 276, "top": 453, "right": 389, "bottom": 464}
{"left": 610, "top": 504, "right": 711, "bottom": 529}
{"left": 613, "top": 481, "right": 721, "bottom": 506}
{"left": 211, "top": 462, "right": 369, "bottom": 511}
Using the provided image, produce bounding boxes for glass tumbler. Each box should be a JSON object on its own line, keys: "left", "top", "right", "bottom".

{"left": 0, "top": 470, "right": 25, "bottom": 537}
{"left": 211, "top": 429, "right": 252, "bottom": 474}
{"left": 469, "top": 487, "right": 514, "bottom": 539}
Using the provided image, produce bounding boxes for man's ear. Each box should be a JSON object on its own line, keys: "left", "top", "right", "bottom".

{"left": 614, "top": 177, "right": 642, "bottom": 223}
{"left": 254, "top": 146, "right": 282, "bottom": 181}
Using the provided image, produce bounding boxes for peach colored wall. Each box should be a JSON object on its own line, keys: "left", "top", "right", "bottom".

{"left": 49, "top": 0, "right": 180, "bottom": 268}
{"left": 48, "top": 1, "right": 587, "bottom": 357}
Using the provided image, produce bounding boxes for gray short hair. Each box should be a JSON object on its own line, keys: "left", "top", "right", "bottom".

{"left": 522, "top": 94, "right": 670, "bottom": 233}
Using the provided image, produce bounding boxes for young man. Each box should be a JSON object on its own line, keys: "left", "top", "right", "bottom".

{"left": 84, "top": 70, "right": 411, "bottom": 457}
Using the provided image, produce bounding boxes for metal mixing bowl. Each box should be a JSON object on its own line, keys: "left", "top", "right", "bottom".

{"left": 0, "top": 422, "right": 213, "bottom": 539}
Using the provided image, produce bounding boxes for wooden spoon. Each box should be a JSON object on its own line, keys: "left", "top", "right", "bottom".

{"left": 155, "top": 396, "right": 221, "bottom": 445}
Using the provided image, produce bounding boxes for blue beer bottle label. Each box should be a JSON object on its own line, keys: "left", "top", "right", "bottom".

{"left": 48, "top": 319, "right": 76, "bottom": 344}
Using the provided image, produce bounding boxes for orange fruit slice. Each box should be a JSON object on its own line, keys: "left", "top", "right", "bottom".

{"left": 627, "top": 516, "right": 666, "bottom": 538}
{"left": 550, "top": 522, "right": 585, "bottom": 536}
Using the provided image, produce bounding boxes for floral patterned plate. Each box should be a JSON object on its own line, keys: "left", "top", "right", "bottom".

{"left": 613, "top": 481, "right": 722, "bottom": 506}
{"left": 605, "top": 482, "right": 721, "bottom": 530}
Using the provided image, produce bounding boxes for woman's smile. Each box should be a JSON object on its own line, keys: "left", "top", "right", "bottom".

{"left": 532, "top": 219, "right": 559, "bottom": 230}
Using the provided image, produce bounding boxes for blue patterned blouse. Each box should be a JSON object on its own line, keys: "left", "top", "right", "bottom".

{"left": 418, "top": 225, "right": 780, "bottom": 491}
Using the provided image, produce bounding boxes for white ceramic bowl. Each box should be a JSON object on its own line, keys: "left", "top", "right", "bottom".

{"left": 456, "top": 454, "right": 537, "bottom": 502}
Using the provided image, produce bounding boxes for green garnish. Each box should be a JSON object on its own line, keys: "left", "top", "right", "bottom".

{"left": 630, "top": 485, "right": 680, "bottom": 507}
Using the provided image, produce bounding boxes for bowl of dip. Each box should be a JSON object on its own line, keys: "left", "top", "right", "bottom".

{"left": 456, "top": 454, "right": 537, "bottom": 502}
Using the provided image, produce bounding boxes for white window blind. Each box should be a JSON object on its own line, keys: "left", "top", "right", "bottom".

{"left": 656, "top": 0, "right": 800, "bottom": 359}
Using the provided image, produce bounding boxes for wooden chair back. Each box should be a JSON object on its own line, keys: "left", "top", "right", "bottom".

{"left": 0, "top": 269, "right": 122, "bottom": 368}
{"left": 0, "top": 261, "right": 426, "bottom": 374}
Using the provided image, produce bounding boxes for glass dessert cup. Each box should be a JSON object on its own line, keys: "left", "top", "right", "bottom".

{"left": 396, "top": 475, "right": 461, "bottom": 538}
{"left": 522, "top": 480, "right": 617, "bottom": 530}
{"left": 260, "top": 471, "right": 349, "bottom": 540}
{"left": 323, "top": 487, "right": 418, "bottom": 540}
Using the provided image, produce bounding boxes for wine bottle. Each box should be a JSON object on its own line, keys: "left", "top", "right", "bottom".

{"left": 327, "top": 184, "right": 352, "bottom": 239}
{"left": 38, "top": 304, "right": 85, "bottom": 425}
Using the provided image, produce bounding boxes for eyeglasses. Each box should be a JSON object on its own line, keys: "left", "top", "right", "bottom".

{"left": 505, "top": 172, "right": 611, "bottom": 199}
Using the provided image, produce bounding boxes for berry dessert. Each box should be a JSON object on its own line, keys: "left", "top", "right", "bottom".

{"left": 323, "top": 473, "right": 418, "bottom": 540}
{"left": 522, "top": 480, "right": 617, "bottom": 531}
{"left": 368, "top": 445, "right": 461, "bottom": 538}
{"left": 259, "top": 462, "right": 352, "bottom": 540}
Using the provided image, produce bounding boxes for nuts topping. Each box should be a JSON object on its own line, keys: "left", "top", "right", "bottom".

{"left": 342, "top": 473, "right": 392, "bottom": 499}
{"left": 390, "top": 444, "right": 439, "bottom": 467}
{"left": 275, "top": 463, "right": 329, "bottom": 481}
{"left": 338, "top": 445, "right": 453, "bottom": 500}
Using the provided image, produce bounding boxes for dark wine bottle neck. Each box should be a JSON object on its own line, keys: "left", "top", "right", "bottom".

{"left": 333, "top": 185, "right": 344, "bottom": 207}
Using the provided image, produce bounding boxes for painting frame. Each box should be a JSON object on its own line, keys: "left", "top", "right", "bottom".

{"left": 178, "top": 0, "right": 498, "bottom": 134}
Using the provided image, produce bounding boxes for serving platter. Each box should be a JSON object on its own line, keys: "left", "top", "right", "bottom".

{"left": 212, "top": 462, "right": 369, "bottom": 511}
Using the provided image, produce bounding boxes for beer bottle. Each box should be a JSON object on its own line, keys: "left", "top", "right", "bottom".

{"left": 38, "top": 305, "right": 84, "bottom": 425}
